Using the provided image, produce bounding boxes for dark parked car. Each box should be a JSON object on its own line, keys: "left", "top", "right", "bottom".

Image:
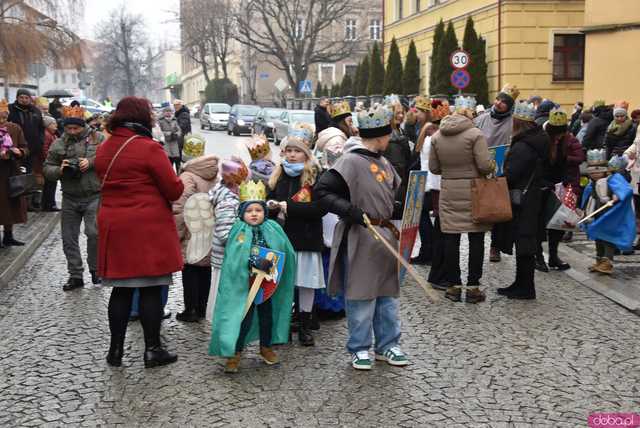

{"left": 227, "top": 104, "right": 261, "bottom": 136}
{"left": 253, "top": 107, "right": 285, "bottom": 139}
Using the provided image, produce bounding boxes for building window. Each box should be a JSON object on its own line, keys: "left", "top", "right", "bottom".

{"left": 61, "top": 73, "right": 67, "bottom": 84}
{"left": 54, "top": 72, "right": 58, "bottom": 84}
{"left": 344, "top": 64, "right": 357, "bottom": 77}
{"left": 345, "top": 19, "right": 357, "bottom": 41}
{"left": 396, "top": 0, "right": 403, "bottom": 20}
{"left": 294, "top": 18, "right": 304, "bottom": 40}
{"left": 415, "top": 0, "right": 421, "bottom": 13}
{"left": 318, "top": 64, "right": 335, "bottom": 83}
{"left": 552, "top": 33, "right": 585, "bottom": 81}
{"left": 72, "top": 73, "right": 77, "bottom": 84}
{"left": 369, "top": 19, "right": 381, "bottom": 40}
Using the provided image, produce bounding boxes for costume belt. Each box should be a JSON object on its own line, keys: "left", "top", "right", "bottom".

{"left": 367, "top": 218, "right": 400, "bottom": 240}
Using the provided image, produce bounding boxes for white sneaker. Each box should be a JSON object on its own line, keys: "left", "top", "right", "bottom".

{"left": 351, "top": 351, "right": 372, "bottom": 370}
{"left": 375, "top": 346, "right": 409, "bottom": 367}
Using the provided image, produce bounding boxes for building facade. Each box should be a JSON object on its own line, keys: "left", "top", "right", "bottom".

{"left": 179, "top": 0, "right": 383, "bottom": 108}
{"left": 384, "top": 0, "right": 587, "bottom": 109}
{"left": 582, "top": 0, "right": 640, "bottom": 108}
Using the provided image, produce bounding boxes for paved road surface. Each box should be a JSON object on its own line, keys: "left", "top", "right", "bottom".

{"left": 1, "top": 124, "right": 639, "bottom": 426}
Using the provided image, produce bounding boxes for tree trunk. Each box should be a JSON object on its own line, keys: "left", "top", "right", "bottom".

{"left": 121, "top": 21, "right": 135, "bottom": 96}
{"left": 199, "top": 46, "right": 211, "bottom": 83}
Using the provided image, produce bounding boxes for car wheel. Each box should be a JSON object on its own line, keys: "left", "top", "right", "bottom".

{"left": 233, "top": 126, "right": 240, "bottom": 136}
{"left": 227, "top": 127, "right": 231, "bottom": 135}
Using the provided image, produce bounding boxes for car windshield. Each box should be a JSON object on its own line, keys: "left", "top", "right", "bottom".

{"left": 291, "top": 113, "right": 314, "bottom": 123}
{"left": 210, "top": 104, "right": 230, "bottom": 113}
{"left": 265, "top": 109, "right": 284, "bottom": 119}
{"left": 238, "top": 106, "right": 260, "bottom": 116}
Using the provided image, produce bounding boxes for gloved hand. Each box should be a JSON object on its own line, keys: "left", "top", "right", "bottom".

{"left": 254, "top": 257, "right": 273, "bottom": 272}
{"left": 348, "top": 206, "right": 366, "bottom": 226}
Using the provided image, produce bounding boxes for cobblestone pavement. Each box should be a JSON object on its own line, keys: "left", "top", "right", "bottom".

{"left": 1, "top": 228, "right": 639, "bottom": 427}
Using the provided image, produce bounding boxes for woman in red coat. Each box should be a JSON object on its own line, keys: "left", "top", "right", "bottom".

{"left": 95, "top": 97, "right": 184, "bottom": 368}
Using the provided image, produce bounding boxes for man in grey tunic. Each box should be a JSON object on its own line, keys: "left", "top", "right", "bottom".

{"left": 316, "top": 104, "right": 408, "bottom": 370}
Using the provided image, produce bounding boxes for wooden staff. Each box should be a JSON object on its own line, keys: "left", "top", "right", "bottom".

{"left": 577, "top": 200, "right": 615, "bottom": 225}
{"left": 363, "top": 215, "right": 441, "bottom": 303}
{"left": 243, "top": 253, "right": 276, "bottom": 318}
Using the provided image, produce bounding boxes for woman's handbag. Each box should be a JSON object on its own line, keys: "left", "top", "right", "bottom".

{"left": 8, "top": 172, "right": 38, "bottom": 198}
{"left": 509, "top": 169, "right": 536, "bottom": 207}
{"left": 471, "top": 176, "right": 513, "bottom": 224}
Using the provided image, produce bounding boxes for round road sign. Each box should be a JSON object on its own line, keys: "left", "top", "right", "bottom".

{"left": 450, "top": 50, "right": 470, "bottom": 69}
{"left": 450, "top": 69, "right": 471, "bottom": 90}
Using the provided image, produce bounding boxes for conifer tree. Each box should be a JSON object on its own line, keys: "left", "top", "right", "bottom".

{"left": 432, "top": 21, "right": 459, "bottom": 96}
{"left": 357, "top": 55, "right": 370, "bottom": 96}
{"left": 367, "top": 41, "right": 385, "bottom": 95}
{"left": 316, "top": 81, "right": 324, "bottom": 97}
{"left": 462, "top": 16, "right": 489, "bottom": 105}
{"left": 383, "top": 37, "right": 404, "bottom": 94}
{"left": 341, "top": 73, "right": 353, "bottom": 96}
{"left": 403, "top": 40, "right": 420, "bottom": 95}
{"left": 428, "top": 19, "right": 445, "bottom": 95}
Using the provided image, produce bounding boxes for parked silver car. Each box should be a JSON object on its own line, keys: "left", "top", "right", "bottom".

{"left": 200, "top": 103, "right": 231, "bottom": 130}
{"left": 272, "top": 109, "right": 315, "bottom": 144}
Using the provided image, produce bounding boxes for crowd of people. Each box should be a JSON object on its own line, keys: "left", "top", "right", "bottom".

{"left": 0, "top": 86, "right": 638, "bottom": 372}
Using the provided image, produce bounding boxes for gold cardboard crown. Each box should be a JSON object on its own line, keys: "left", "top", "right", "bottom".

{"left": 500, "top": 83, "right": 520, "bottom": 101}
{"left": 246, "top": 135, "right": 271, "bottom": 160}
{"left": 331, "top": 101, "right": 351, "bottom": 119}
{"left": 548, "top": 108, "right": 568, "bottom": 127}
{"left": 62, "top": 105, "right": 86, "bottom": 119}
{"left": 414, "top": 96, "right": 432, "bottom": 112}
{"left": 239, "top": 180, "right": 267, "bottom": 202}
{"left": 0, "top": 99, "right": 8, "bottom": 113}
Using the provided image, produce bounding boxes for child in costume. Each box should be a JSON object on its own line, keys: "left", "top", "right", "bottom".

{"left": 581, "top": 150, "right": 636, "bottom": 274}
{"left": 205, "top": 157, "right": 249, "bottom": 322}
{"left": 208, "top": 180, "right": 296, "bottom": 373}
{"left": 267, "top": 122, "right": 327, "bottom": 346}
{"left": 246, "top": 134, "right": 275, "bottom": 185}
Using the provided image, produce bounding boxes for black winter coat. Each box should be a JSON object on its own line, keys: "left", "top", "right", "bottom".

{"left": 495, "top": 126, "right": 549, "bottom": 256}
{"left": 604, "top": 121, "right": 636, "bottom": 158}
{"left": 175, "top": 106, "right": 192, "bottom": 136}
{"left": 268, "top": 171, "right": 327, "bottom": 252}
{"left": 8, "top": 103, "right": 44, "bottom": 157}
{"left": 314, "top": 106, "right": 332, "bottom": 134}
{"left": 382, "top": 129, "right": 412, "bottom": 210}
{"left": 582, "top": 109, "right": 613, "bottom": 150}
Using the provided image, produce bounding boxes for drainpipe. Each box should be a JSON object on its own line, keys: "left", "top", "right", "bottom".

{"left": 497, "top": 0, "right": 502, "bottom": 91}
{"left": 382, "top": 0, "right": 386, "bottom": 59}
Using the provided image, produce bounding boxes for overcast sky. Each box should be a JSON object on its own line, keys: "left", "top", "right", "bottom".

{"left": 81, "top": 0, "right": 180, "bottom": 47}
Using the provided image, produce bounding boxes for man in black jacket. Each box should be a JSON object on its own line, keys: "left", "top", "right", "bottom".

{"left": 314, "top": 97, "right": 332, "bottom": 134}
{"left": 8, "top": 88, "right": 44, "bottom": 210}
{"left": 582, "top": 103, "right": 613, "bottom": 150}
{"left": 173, "top": 99, "right": 191, "bottom": 164}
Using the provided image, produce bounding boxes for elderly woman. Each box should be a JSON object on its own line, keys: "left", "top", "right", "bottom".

{"left": 158, "top": 106, "right": 182, "bottom": 173}
{"left": 0, "top": 99, "right": 28, "bottom": 247}
{"left": 95, "top": 97, "right": 184, "bottom": 368}
{"left": 428, "top": 108, "right": 494, "bottom": 303}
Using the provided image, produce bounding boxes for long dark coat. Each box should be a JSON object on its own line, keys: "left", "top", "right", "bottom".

{"left": 0, "top": 122, "right": 29, "bottom": 225}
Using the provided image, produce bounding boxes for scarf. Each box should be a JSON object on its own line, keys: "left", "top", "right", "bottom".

{"left": 607, "top": 118, "right": 633, "bottom": 137}
{"left": 122, "top": 121, "right": 153, "bottom": 138}
{"left": 282, "top": 159, "right": 304, "bottom": 177}
{"left": 490, "top": 105, "right": 512, "bottom": 120}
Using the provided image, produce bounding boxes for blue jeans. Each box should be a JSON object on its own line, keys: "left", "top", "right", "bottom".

{"left": 345, "top": 297, "right": 401, "bottom": 354}
{"left": 130, "top": 286, "right": 169, "bottom": 317}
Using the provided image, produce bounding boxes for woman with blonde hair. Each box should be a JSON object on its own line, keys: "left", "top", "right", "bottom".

{"left": 267, "top": 123, "right": 326, "bottom": 346}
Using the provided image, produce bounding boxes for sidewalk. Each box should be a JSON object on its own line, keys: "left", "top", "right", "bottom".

{"left": 557, "top": 231, "right": 640, "bottom": 313}
{"left": 0, "top": 211, "right": 60, "bottom": 288}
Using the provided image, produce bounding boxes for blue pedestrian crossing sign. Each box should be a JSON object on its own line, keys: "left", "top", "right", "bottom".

{"left": 298, "top": 80, "right": 313, "bottom": 93}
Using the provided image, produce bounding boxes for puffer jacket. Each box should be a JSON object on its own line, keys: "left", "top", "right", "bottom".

{"left": 209, "top": 182, "right": 240, "bottom": 269}
{"left": 173, "top": 155, "right": 220, "bottom": 266}
{"left": 43, "top": 126, "right": 104, "bottom": 198}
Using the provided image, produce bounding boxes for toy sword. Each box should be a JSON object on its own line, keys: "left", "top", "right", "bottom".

{"left": 243, "top": 251, "right": 277, "bottom": 318}
{"left": 363, "top": 215, "right": 440, "bottom": 303}
{"left": 577, "top": 200, "right": 615, "bottom": 225}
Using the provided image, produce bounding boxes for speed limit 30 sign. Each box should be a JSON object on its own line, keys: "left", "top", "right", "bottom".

{"left": 450, "top": 50, "right": 470, "bottom": 69}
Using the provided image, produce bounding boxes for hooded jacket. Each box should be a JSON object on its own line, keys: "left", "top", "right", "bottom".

{"left": 173, "top": 155, "right": 220, "bottom": 266}
{"left": 583, "top": 107, "right": 613, "bottom": 150}
{"left": 43, "top": 126, "right": 104, "bottom": 198}
{"left": 429, "top": 114, "right": 494, "bottom": 233}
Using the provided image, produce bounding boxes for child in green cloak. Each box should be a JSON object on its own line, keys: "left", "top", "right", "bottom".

{"left": 209, "top": 180, "right": 296, "bottom": 373}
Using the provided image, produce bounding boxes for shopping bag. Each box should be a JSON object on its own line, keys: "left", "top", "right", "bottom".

{"left": 547, "top": 204, "right": 581, "bottom": 230}
{"left": 471, "top": 177, "right": 513, "bottom": 224}
{"left": 547, "top": 185, "right": 580, "bottom": 230}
